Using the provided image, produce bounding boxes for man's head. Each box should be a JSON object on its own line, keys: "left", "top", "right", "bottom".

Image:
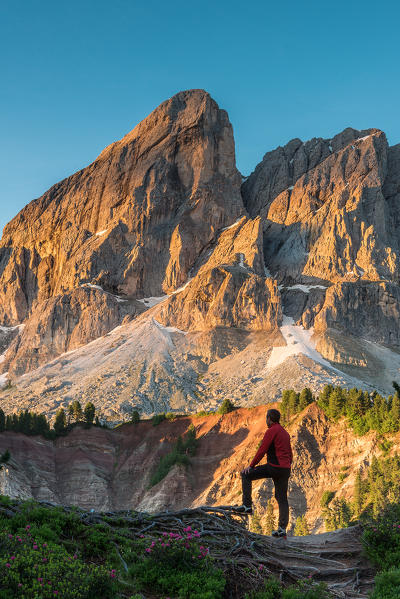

{"left": 266, "top": 409, "right": 281, "bottom": 427}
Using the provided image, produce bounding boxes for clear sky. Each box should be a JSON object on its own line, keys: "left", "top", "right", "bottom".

{"left": 1, "top": 0, "right": 399, "bottom": 234}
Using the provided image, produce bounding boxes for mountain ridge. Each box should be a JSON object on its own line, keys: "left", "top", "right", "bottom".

{"left": 1, "top": 89, "right": 400, "bottom": 419}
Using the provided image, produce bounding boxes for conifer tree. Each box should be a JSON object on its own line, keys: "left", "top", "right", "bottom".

{"left": 71, "top": 400, "right": 83, "bottom": 422}
{"left": 298, "top": 388, "right": 313, "bottom": 411}
{"left": 294, "top": 514, "right": 309, "bottom": 536}
{"left": 250, "top": 510, "right": 263, "bottom": 534}
{"left": 83, "top": 402, "right": 95, "bottom": 426}
{"left": 54, "top": 408, "right": 67, "bottom": 435}
{"left": 352, "top": 469, "right": 364, "bottom": 518}
{"left": 131, "top": 410, "right": 140, "bottom": 424}
{"left": 0, "top": 408, "right": 5, "bottom": 432}
{"left": 263, "top": 500, "right": 276, "bottom": 535}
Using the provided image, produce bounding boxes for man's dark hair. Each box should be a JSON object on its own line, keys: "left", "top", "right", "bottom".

{"left": 267, "top": 409, "right": 281, "bottom": 423}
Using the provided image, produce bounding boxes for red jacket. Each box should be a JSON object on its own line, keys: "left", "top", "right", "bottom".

{"left": 250, "top": 422, "right": 293, "bottom": 469}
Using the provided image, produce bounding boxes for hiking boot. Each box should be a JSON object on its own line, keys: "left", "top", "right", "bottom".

{"left": 272, "top": 527, "right": 287, "bottom": 538}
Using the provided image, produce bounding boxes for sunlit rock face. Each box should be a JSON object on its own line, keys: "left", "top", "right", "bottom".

{"left": 1, "top": 89, "right": 400, "bottom": 412}
{"left": 243, "top": 128, "right": 399, "bottom": 285}
{"left": 0, "top": 89, "right": 244, "bottom": 326}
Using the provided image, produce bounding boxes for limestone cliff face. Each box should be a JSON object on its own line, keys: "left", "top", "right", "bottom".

{"left": 0, "top": 404, "right": 390, "bottom": 533}
{"left": 3, "top": 287, "right": 142, "bottom": 376}
{"left": 243, "top": 128, "right": 398, "bottom": 285}
{"left": 2, "top": 90, "right": 400, "bottom": 393}
{"left": 157, "top": 216, "right": 282, "bottom": 332}
{"left": 314, "top": 281, "right": 400, "bottom": 347}
{"left": 0, "top": 89, "right": 243, "bottom": 326}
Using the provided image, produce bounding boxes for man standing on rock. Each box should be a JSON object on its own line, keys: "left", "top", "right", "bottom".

{"left": 240, "top": 408, "right": 292, "bottom": 538}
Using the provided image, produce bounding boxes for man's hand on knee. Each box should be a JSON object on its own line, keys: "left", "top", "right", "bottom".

{"left": 241, "top": 466, "right": 251, "bottom": 475}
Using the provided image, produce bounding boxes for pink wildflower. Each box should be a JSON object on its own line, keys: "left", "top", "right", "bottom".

{"left": 8, "top": 534, "right": 13, "bottom": 539}
{"left": 25, "top": 525, "right": 31, "bottom": 530}
{"left": 73, "top": 554, "right": 77, "bottom": 559}
{"left": 259, "top": 564, "right": 264, "bottom": 571}
{"left": 10, "top": 556, "right": 16, "bottom": 561}
{"left": 18, "top": 583, "right": 22, "bottom": 588}
{"left": 145, "top": 548, "right": 152, "bottom": 553}
{"left": 5, "top": 563, "right": 11, "bottom": 568}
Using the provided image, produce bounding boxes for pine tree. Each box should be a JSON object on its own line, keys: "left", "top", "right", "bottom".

{"left": 67, "top": 403, "right": 74, "bottom": 425}
{"left": 131, "top": 410, "right": 140, "bottom": 424}
{"left": 352, "top": 469, "right": 364, "bottom": 518}
{"left": 0, "top": 448, "right": 10, "bottom": 470}
{"left": 390, "top": 393, "right": 400, "bottom": 427}
{"left": 263, "top": 500, "right": 276, "bottom": 535}
{"left": 54, "top": 409, "right": 67, "bottom": 435}
{"left": 294, "top": 515, "right": 309, "bottom": 536}
{"left": 298, "top": 388, "right": 313, "bottom": 411}
{"left": 328, "top": 388, "right": 345, "bottom": 419}
{"left": 0, "top": 408, "right": 5, "bottom": 432}
{"left": 83, "top": 402, "right": 96, "bottom": 426}
{"left": 71, "top": 400, "right": 83, "bottom": 422}
{"left": 250, "top": 510, "right": 263, "bottom": 534}
{"left": 318, "top": 384, "right": 334, "bottom": 411}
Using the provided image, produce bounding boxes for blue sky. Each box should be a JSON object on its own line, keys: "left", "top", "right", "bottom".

{"left": 1, "top": 0, "right": 399, "bottom": 234}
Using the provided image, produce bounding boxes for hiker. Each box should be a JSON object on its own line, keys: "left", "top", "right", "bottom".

{"left": 240, "top": 408, "right": 292, "bottom": 538}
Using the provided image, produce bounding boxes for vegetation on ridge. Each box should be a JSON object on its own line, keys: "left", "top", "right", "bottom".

{"left": 0, "top": 498, "right": 339, "bottom": 599}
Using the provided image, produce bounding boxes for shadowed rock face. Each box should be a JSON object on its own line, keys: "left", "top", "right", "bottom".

{"left": 0, "top": 90, "right": 244, "bottom": 326}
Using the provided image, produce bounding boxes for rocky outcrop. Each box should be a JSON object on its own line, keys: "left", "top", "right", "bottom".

{"left": 0, "top": 90, "right": 244, "bottom": 326}
{"left": 158, "top": 268, "right": 280, "bottom": 332}
{"left": 243, "top": 128, "right": 399, "bottom": 285}
{"left": 0, "top": 403, "right": 389, "bottom": 537}
{"left": 2, "top": 286, "right": 141, "bottom": 376}
{"left": 157, "top": 216, "right": 282, "bottom": 332}
{"left": 314, "top": 281, "right": 400, "bottom": 348}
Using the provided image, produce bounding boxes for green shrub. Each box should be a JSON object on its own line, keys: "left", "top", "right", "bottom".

{"left": 149, "top": 427, "right": 198, "bottom": 487}
{"left": 130, "top": 410, "right": 140, "bottom": 424}
{"left": 129, "top": 528, "right": 225, "bottom": 598}
{"left": 152, "top": 413, "right": 166, "bottom": 426}
{"left": 320, "top": 491, "right": 335, "bottom": 508}
{"left": 217, "top": 399, "right": 235, "bottom": 415}
{"left": 362, "top": 503, "right": 400, "bottom": 571}
{"left": 0, "top": 530, "right": 115, "bottom": 598}
{"left": 245, "top": 576, "right": 281, "bottom": 598}
{"left": 370, "top": 569, "right": 400, "bottom": 599}
{"left": 245, "top": 577, "right": 331, "bottom": 599}
{"left": 379, "top": 439, "right": 393, "bottom": 454}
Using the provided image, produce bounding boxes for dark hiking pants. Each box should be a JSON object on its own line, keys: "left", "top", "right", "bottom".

{"left": 241, "top": 464, "right": 290, "bottom": 529}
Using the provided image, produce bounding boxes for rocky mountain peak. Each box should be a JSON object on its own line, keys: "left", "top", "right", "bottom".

{"left": 1, "top": 92, "right": 400, "bottom": 418}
